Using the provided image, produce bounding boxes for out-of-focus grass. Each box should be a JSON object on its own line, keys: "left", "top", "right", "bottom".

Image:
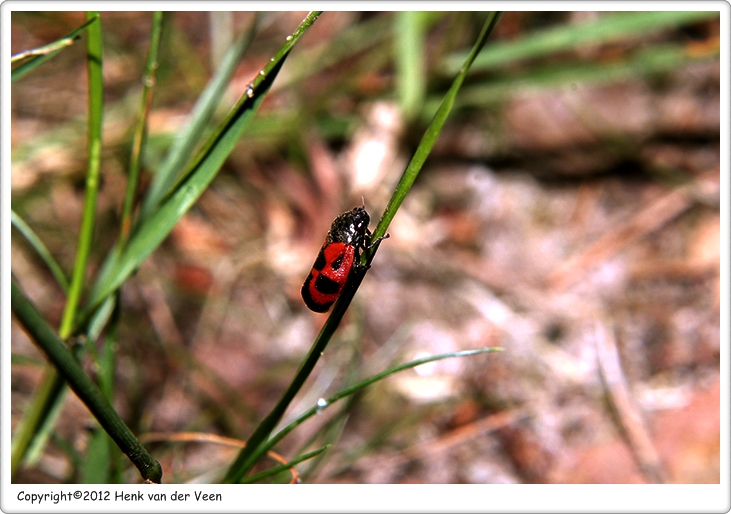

{"left": 10, "top": 11, "right": 721, "bottom": 486}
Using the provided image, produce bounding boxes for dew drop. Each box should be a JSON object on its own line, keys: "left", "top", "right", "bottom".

{"left": 286, "top": 34, "right": 293, "bottom": 41}
{"left": 316, "top": 398, "right": 329, "bottom": 414}
{"left": 245, "top": 85, "right": 254, "bottom": 98}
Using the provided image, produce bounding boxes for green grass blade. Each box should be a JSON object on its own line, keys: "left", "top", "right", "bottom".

{"left": 10, "top": 370, "right": 67, "bottom": 478}
{"left": 58, "top": 12, "right": 104, "bottom": 341}
{"left": 449, "top": 41, "right": 719, "bottom": 109}
{"left": 295, "top": 349, "right": 363, "bottom": 482}
{"left": 443, "top": 11, "right": 719, "bottom": 74}
{"left": 242, "top": 445, "right": 331, "bottom": 484}
{"left": 81, "top": 12, "right": 322, "bottom": 323}
{"left": 24, "top": 368, "right": 72, "bottom": 466}
{"left": 11, "top": 280, "right": 163, "bottom": 483}
{"left": 11, "top": 15, "right": 99, "bottom": 82}
{"left": 82, "top": 428, "right": 113, "bottom": 483}
{"left": 81, "top": 298, "right": 122, "bottom": 483}
{"left": 139, "top": 14, "right": 260, "bottom": 220}
{"left": 239, "top": 348, "right": 504, "bottom": 476}
{"left": 395, "top": 12, "right": 427, "bottom": 120}
{"left": 222, "top": 282, "right": 356, "bottom": 483}
{"left": 11, "top": 202, "right": 115, "bottom": 480}
{"left": 119, "top": 11, "right": 164, "bottom": 246}
{"left": 276, "top": 14, "right": 391, "bottom": 90}
{"left": 222, "top": 251, "right": 377, "bottom": 482}
{"left": 86, "top": 296, "right": 117, "bottom": 342}
{"left": 11, "top": 210, "right": 69, "bottom": 292}
{"left": 87, "top": 18, "right": 258, "bottom": 332}
{"left": 13, "top": 12, "right": 105, "bottom": 476}
{"left": 296, "top": 401, "right": 352, "bottom": 481}
{"left": 372, "top": 12, "right": 502, "bottom": 243}
{"left": 223, "top": 13, "right": 503, "bottom": 484}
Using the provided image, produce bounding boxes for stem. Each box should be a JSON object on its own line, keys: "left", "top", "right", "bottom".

{"left": 58, "top": 12, "right": 104, "bottom": 339}
{"left": 223, "top": 11, "right": 503, "bottom": 483}
{"left": 119, "top": 12, "right": 164, "bottom": 246}
{"left": 11, "top": 280, "right": 163, "bottom": 483}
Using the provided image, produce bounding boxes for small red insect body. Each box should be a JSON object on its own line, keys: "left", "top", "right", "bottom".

{"left": 302, "top": 206, "right": 379, "bottom": 313}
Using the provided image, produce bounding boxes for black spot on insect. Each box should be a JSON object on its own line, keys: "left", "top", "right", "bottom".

{"left": 330, "top": 253, "right": 344, "bottom": 271}
{"left": 315, "top": 274, "right": 341, "bottom": 295}
{"left": 313, "top": 248, "right": 327, "bottom": 271}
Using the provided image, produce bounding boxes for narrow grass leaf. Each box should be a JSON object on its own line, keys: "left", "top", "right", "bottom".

{"left": 11, "top": 210, "right": 69, "bottom": 292}
{"left": 12, "top": 12, "right": 105, "bottom": 477}
{"left": 119, "top": 12, "right": 165, "bottom": 246}
{"left": 58, "top": 12, "right": 104, "bottom": 341}
{"left": 13, "top": 371, "right": 67, "bottom": 472}
{"left": 11, "top": 281, "right": 163, "bottom": 483}
{"left": 86, "top": 18, "right": 261, "bottom": 329}
{"left": 241, "top": 348, "right": 503, "bottom": 475}
{"left": 373, "top": 12, "right": 502, "bottom": 241}
{"left": 395, "top": 11, "right": 427, "bottom": 120}
{"left": 139, "top": 14, "right": 260, "bottom": 220}
{"left": 276, "top": 14, "right": 390, "bottom": 91}
{"left": 446, "top": 41, "right": 720, "bottom": 111}
{"left": 82, "top": 429, "right": 113, "bottom": 483}
{"left": 443, "top": 11, "right": 719, "bottom": 74}
{"left": 242, "top": 445, "right": 331, "bottom": 484}
{"left": 222, "top": 12, "right": 502, "bottom": 484}
{"left": 11, "top": 15, "right": 99, "bottom": 82}
{"left": 82, "top": 12, "right": 322, "bottom": 321}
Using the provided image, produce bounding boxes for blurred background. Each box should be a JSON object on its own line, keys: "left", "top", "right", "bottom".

{"left": 10, "top": 11, "right": 721, "bottom": 484}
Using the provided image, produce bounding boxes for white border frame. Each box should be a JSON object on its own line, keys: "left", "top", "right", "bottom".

{"left": 2, "top": 3, "right": 728, "bottom": 513}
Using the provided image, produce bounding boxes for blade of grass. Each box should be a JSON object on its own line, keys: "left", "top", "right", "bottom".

{"left": 237, "top": 348, "right": 503, "bottom": 479}
{"left": 58, "top": 12, "right": 104, "bottom": 341}
{"left": 12, "top": 11, "right": 105, "bottom": 477}
{"left": 139, "top": 14, "right": 260, "bottom": 221}
{"left": 119, "top": 11, "right": 164, "bottom": 246}
{"left": 295, "top": 341, "right": 364, "bottom": 482}
{"left": 395, "top": 11, "right": 427, "bottom": 120}
{"left": 11, "top": 210, "right": 69, "bottom": 292}
{"left": 372, "top": 12, "right": 502, "bottom": 243}
{"left": 274, "top": 13, "right": 391, "bottom": 91}
{"left": 222, "top": 262, "right": 362, "bottom": 483}
{"left": 452, "top": 41, "right": 720, "bottom": 109}
{"left": 442, "top": 11, "right": 719, "bottom": 75}
{"left": 296, "top": 398, "right": 352, "bottom": 481}
{"left": 23, "top": 344, "right": 80, "bottom": 467}
{"left": 81, "top": 300, "right": 123, "bottom": 483}
{"left": 242, "top": 445, "right": 331, "bottom": 484}
{"left": 10, "top": 370, "right": 67, "bottom": 478}
{"left": 222, "top": 12, "right": 503, "bottom": 484}
{"left": 80, "top": 12, "right": 322, "bottom": 324}
{"left": 210, "top": 12, "right": 234, "bottom": 69}
{"left": 82, "top": 428, "right": 113, "bottom": 483}
{"left": 11, "top": 295, "right": 117, "bottom": 476}
{"left": 11, "top": 15, "right": 99, "bottom": 82}
{"left": 86, "top": 16, "right": 261, "bottom": 343}
{"left": 11, "top": 280, "right": 162, "bottom": 483}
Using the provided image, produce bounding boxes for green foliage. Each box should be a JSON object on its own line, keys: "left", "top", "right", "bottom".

{"left": 11, "top": 10, "right": 716, "bottom": 484}
{"left": 11, "top": 10, "right": 321, "bottom": 484}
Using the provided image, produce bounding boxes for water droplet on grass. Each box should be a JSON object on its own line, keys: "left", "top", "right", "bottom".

{"left": 316, "top": 398, "right": 329, "bottom": 414}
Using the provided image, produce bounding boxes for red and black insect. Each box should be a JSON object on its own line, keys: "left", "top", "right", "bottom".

{"left": 301, "top": 205, "right": 387, "bottom": 313}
